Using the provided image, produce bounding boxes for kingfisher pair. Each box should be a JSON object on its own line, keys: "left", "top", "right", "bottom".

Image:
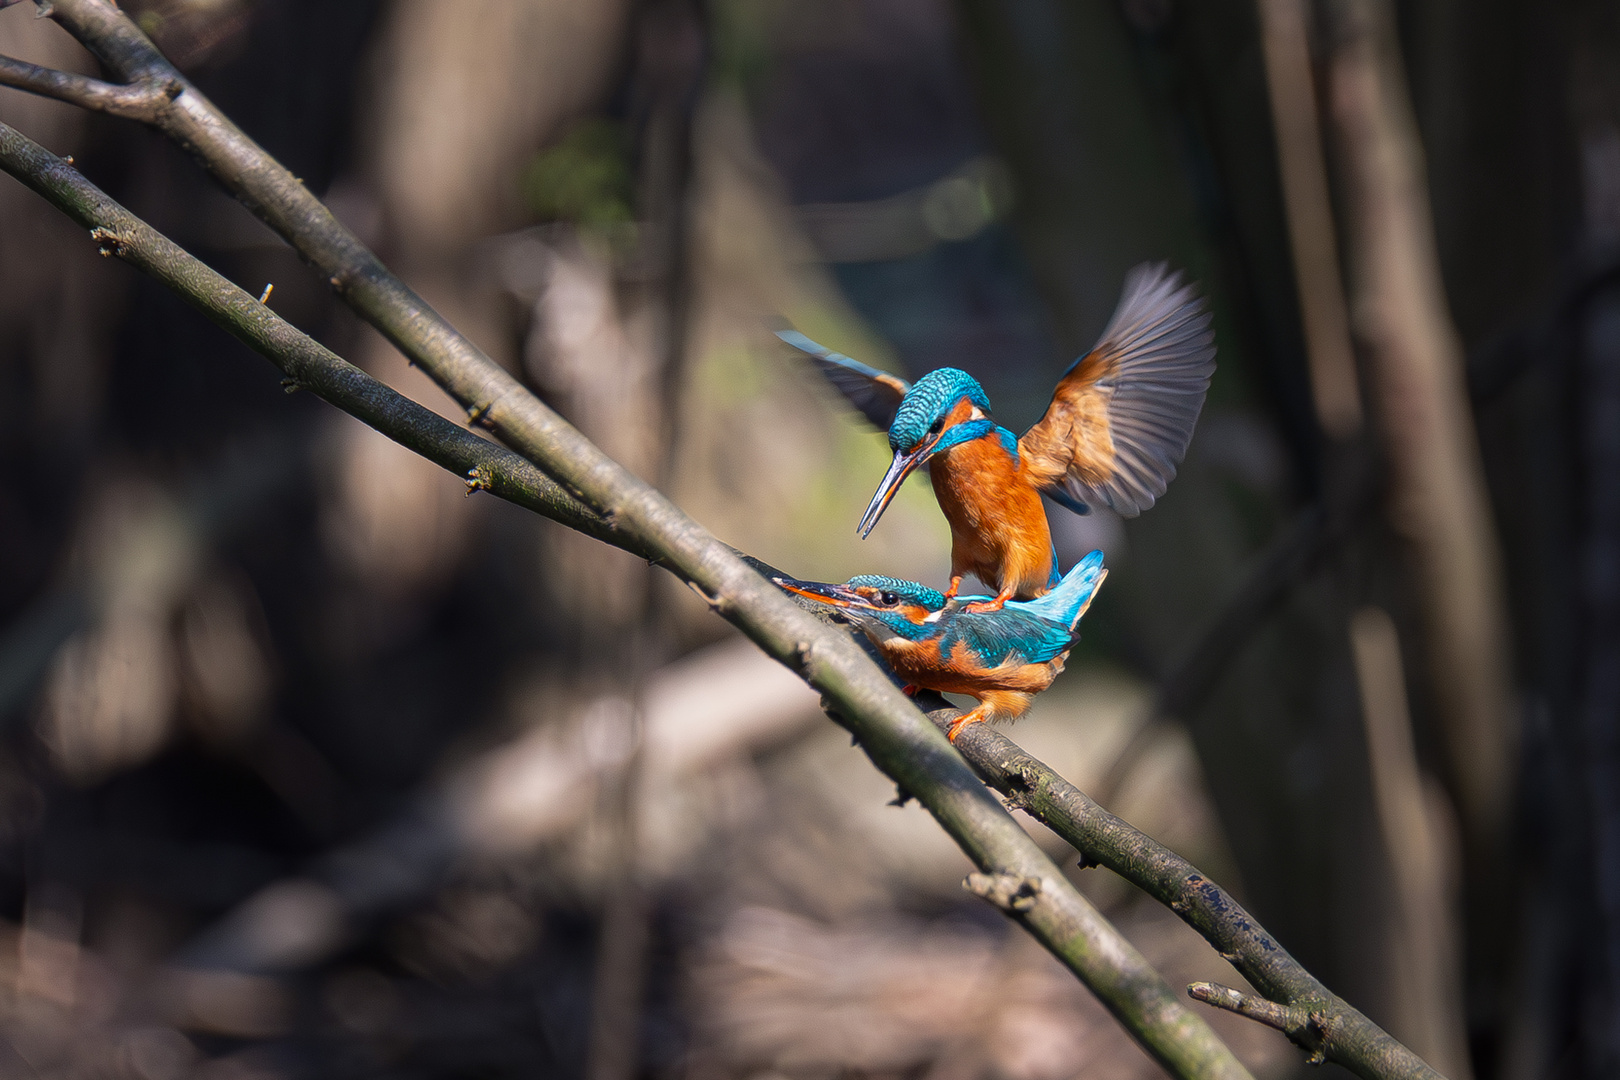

{"left": 774, "top": 264, "right": 1215, "bottom": 740}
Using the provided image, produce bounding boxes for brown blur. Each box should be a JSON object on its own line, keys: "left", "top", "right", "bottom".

{"left": 0, "top": 0, "right": 1609, "bottom": 1078}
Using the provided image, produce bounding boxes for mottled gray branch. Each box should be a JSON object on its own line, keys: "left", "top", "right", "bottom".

{"left": 932, "top": 705, "right": 1446, "bottom": 1080}
{"left": 0, "top": 51, "right": 179, "bottom": 117}
{"left": 0, "top": 116, "right": 1250, "bottom": 1080}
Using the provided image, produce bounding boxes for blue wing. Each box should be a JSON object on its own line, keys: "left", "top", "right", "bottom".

{"left": 953, "top": 551, "right": 1107, "bottom": 666}
{"left": 952, "top": 610, "right": 1076, "bottom": 668}
{"left": 776, "top": 329, "right": 912, "bottom": 432}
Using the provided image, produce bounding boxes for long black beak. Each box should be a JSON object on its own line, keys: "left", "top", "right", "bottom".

{"left": 858, "top": 444, "right": 930, "bottom": 538}
{"left": 770, "top": 575, "right": 866, "bottom": 608}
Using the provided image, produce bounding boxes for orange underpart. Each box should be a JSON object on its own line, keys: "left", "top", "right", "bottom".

{"left": 929, "top": 428, "right": 1054, "bottom": 602}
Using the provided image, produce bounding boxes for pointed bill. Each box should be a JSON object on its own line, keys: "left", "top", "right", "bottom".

{"left": 858, "top": 445, "right": 927, "bottom": 538}
{"left": 770, "top": 576, "right": 866, "bottom": 608}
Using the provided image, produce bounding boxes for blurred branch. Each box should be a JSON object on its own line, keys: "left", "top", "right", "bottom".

{"left": 1255, "top": 0, "right": 1363, "bottom": 438}
{"left": 931, "top": 701, "right": 1446, "bottom": 1080}
{"left": 0, "top": 122, "right": 1252, "bottom": 1080}
{"left": 1325, "top": 0, "right": 1517, "bottom": 852}
{"left": 1350, "top": 607, "right": 1470, "bottom": 1078}
{"left": 0, "top": 435, "right": 304, "bottom": 722}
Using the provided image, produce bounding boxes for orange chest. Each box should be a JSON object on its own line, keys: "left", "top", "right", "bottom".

{"left": 930, "top": 438, "right": 1049, "bottom": 543}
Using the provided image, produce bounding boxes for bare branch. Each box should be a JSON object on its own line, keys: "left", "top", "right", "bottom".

{"left": 0, "top": 120, "right": 1254, "bottom": 1080}
{"left": 933, "top": 705, "right": 1447, "bottom": 1080}
{"left": 0, "top": 52, "right": 178, "bottom": 119}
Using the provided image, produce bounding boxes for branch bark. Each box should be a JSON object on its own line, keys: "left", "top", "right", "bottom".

{"left": 932, "top": 703, "right": 1447, "bottom": 1080}
{"left": 0, "top": 120, "right": 1251, "bottom": 1080}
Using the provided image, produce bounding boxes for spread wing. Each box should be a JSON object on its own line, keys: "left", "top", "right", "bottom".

{"left": 1018, "top": 263, "right": 1215, "bottom": 517}
{"left": 776, "top": 330, "right": 912, "bottom": 432}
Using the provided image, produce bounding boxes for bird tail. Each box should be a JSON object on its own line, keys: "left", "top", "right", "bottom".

{"left": 1024, "top": 549, "right": 1107, "bottom": 634}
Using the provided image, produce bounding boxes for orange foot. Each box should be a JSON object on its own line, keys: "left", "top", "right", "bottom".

{"left": 962, "top": 587, "right": 1014, "bottom": 614}
{"left": 900, "top": 684, "right": 920, "bottom": 697}
{"left": 946, "top": 706, "right": 988, "bottom": 742}
{"left": 942, "top": 575, "right": 964, "bottom": 601}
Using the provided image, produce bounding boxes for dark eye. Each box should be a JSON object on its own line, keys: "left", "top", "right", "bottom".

{"left": 879, "top": 591, "right": 899, "bottom": 606}
{"left": 928, "top": 418, "right": 944, "bottom": 435}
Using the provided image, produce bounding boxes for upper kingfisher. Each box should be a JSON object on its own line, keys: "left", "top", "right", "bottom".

{"left": 779, "top": 263, "right": 1213, "bottom": 611}
{"left": 773, "top": 550, "right": 1107, "bottom": 741}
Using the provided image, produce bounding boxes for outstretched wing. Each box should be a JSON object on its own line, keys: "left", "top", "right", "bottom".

{"left": 1018, "top": 264, "right": 1215, "bottom": 517}
{"left": 776, "top": 329, "right": 912, "bottom": 432}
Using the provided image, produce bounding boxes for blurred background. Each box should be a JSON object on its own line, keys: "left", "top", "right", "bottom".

{"left": 0, "top": 0, "right": 1608, "bottom": 1077}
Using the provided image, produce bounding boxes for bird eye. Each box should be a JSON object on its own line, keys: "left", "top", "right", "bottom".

{"left": 928, "top": 418, "right": 944, "bottom": 435}
{"left": 879, "top": 591, "right": 899, "bottom": 606}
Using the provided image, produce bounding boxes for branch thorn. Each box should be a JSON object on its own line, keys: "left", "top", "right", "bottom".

{"left": 684, "top": 580, "right": 723, "bottom": 611}
{"left": 258, "top": 282, "right": 274, "bottom": 304}
{"left": 466, "top": 401, "right": 492, "bottom": 426}
{"left": 464, "top": 465, "right": 492, "bottom": 496}
{"left": 280, "top": 377, "right": 301, "bottom": 394}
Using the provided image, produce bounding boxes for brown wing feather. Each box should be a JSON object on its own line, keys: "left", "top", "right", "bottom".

{"left": 1019, "top": 263, "right": 1215, "bottom": 517}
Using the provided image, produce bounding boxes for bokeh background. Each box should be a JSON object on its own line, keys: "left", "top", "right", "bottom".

{"left": 0, "top": 0, "right": 1609, "bottom": 1077}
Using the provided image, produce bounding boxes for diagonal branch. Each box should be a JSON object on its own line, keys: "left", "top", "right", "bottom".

{"left": 932, "top": 705, "right": 1446, "bottom": 1080}
{"left": 0, "top": 120, "right": 1252, "bottom": 1080}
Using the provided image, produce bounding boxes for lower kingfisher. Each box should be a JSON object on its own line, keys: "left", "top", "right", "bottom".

{"left": 779, "top": 263, "right": 1213, "bottom": 610}
{"left": 773, "top": 550, "right": 1106, "bottom": 741}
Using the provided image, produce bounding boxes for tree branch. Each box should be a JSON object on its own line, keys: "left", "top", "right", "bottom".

{"left": 1188, "top": 982, "right": 1326, "bottom": 1064}
{"left": 0, "top": 120, "right": 1252, "bottom": 1080}
{"left": 932, "top": 705, "right": 1446, "bottom": 1080}
{"left": 0, "top": 52, "right": 179, "bottom": 118}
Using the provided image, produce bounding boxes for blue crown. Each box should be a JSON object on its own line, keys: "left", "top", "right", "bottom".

{"left": 847, "top": 575, "right": 947, "bottom": 610}
{"left": 889, "top": 369, "right": 991, "bottom": 451}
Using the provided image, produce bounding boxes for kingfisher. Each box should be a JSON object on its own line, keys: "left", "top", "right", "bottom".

{"left": 773, "top": 550, "right": 1106, "bottom": 741}
{"left": 778, "top": 263, "right": 1213, "bottom": 611}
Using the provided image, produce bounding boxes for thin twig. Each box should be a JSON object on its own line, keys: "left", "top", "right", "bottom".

{"left": 931, "top": 702, "right": 1446, "bottom": 1080}
{"left": 1188, "top": 982, "right": 1326, "bottom": 1064}
{"left": 0, "top": 119, "right": 1252, "bottom": 1080}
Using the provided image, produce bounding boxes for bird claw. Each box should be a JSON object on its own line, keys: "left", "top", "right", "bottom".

{"left": 946, "top": 710, "right": 987, "bottom": 742}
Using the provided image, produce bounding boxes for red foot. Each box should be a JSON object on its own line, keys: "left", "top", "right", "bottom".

{"left": 942, "top": 575, "right": 964, "bottom": 600}
{"left": 900, "top": 684, "right": 920, "bottom": 697}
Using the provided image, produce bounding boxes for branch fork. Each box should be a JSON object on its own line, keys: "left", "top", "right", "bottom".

{"left": 1188, "top": 982, "right": 1329, "bottom": 1065}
